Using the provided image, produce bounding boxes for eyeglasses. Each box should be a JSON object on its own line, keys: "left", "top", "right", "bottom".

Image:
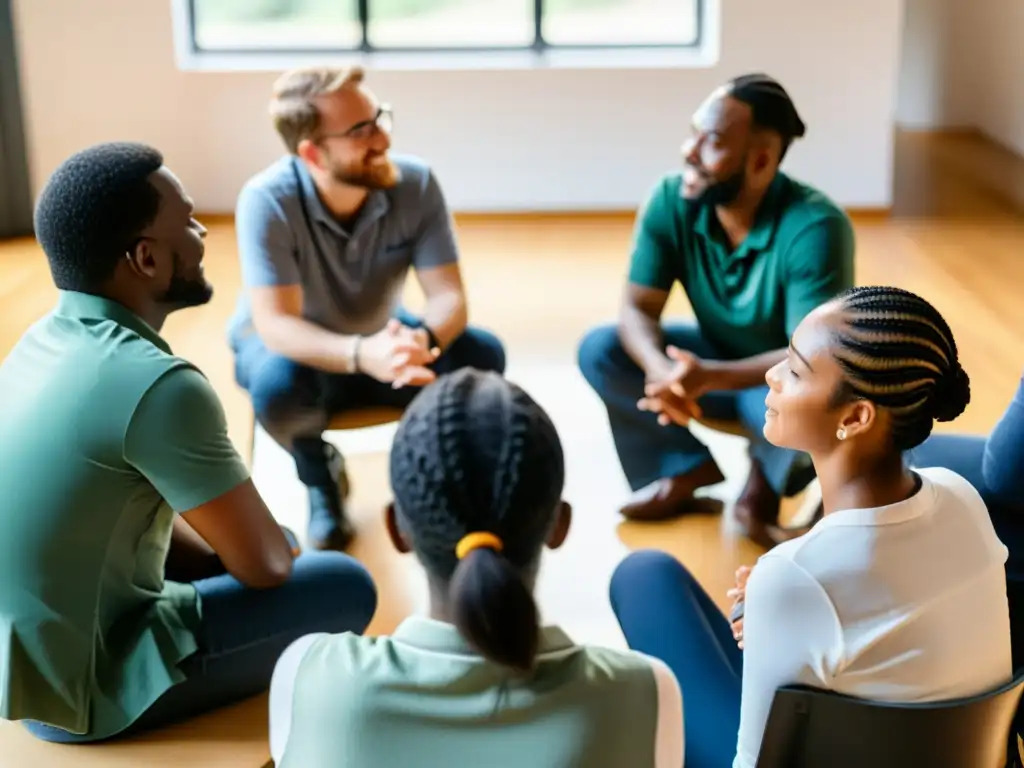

{"left": 318, "top": 105, "right": 393, "bottom": 143}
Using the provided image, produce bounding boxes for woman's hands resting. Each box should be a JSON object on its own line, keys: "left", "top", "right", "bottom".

{"left": 727, "top": 565, "right": 752, "bottom": 649}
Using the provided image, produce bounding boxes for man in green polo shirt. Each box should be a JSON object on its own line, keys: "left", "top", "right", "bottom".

{"left": 578, "top": 74, "right": 854, "bottom": 546}
{"left": 0, "top": 142, "right": 376, "bottom": 743}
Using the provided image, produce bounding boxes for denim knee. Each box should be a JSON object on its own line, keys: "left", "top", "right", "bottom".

{"left": 246, "top": 354, "right": 317, "bottom": 427}
{"left": 467, "top": 328, "right": 507, "bottom": 374}
{"left": 442, "top": 327, "right": 507, "bottom": 376}
{"left": 290, "top": 552, "right": 378, "bottom": 635}
{"left": 577, "top": 323, "right": 625, "bottom": 393}
{"left": 610, "top": 550, "right": 691, "bottom": 606}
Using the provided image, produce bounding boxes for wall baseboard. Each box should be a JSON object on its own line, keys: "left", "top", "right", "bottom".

{"left": 897, "top": 125, "right": 980, "bottom": 138}
{"left": 846, "top": 206, "right": 892, "bottom": 220}
{"left": 897, "top": 125, "right": 1024, "bottom": 163}
{"left": 196, "top": 208, "right": 892, "bottom": 225}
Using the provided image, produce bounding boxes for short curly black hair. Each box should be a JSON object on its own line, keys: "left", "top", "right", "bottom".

{"left": 33, "top": 142, "right": 165, "bottom": 291}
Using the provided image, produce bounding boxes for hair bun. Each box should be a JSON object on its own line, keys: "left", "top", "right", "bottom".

{"left": 932, "top": 364, "right": 971, "bottom": 423}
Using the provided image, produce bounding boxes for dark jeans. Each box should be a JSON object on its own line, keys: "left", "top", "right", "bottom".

{"left": 610, "top": 550, "right": 741, "bottom": 768}
{"left": 578, "top": 321, "right": 811, "bottom": 496}
{"left": 232, "top": 310, "right": 507, "bottom": 487}
{"left": 25, "top": 551, "right": 377, "bottom": 744}
{"left": 909, "top": 370, "right": 1024, "bottom": 761}
{"left": 909, "top": 434, "right": 1024, "bottom": 662}
{"left": 909, "top": 436, "right": 1024, "bottom": 593}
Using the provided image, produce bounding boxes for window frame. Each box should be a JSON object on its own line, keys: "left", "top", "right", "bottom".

{"left": 184, "top": 0, "right": 706, "bottom": 56}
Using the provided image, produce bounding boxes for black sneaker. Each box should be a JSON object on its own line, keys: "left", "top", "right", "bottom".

{"left": 307, "top": 443, "right": 355, "bottom": 551}
{"left": 325, "top": 442, "right": 352, "bottom": 502}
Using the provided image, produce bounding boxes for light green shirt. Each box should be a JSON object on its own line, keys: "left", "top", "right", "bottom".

{"left": 0, "top": 291, "right": 250, "bottom": 739}
{"left": 628, "top": 171, "right": 855, "bottom": 359}
{"left": 269, "top": 617, "right": 683, "bottom": 767}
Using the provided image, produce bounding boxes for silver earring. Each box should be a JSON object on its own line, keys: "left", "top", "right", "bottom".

{"left": 836, "top": 427, "right": 847, "bottom": 441}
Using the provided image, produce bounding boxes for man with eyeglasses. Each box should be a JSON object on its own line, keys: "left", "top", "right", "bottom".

{"left": 228, "top": 66, "right": 505, "bottom": 552}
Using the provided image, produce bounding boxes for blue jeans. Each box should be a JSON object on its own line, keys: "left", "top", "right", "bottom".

{"left": 578, "top": 321, "right": 811, "bottom": 496}
{"left": 908, "top": 434, "right": 1024, "bottom": 651}
{"left": 231, "top": 309, "right": 507, "bottom": 487}
{"left": 25, "top": 552, "right": 377, "bottom": 743}
{"left": 610, "top": 550, "right": 741, "bottom": 768}
{"left": 911, "top": 426, "right": 1024, "bottom": 765}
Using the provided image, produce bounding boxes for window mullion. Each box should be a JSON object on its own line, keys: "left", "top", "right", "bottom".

{"left": 533, "top": 0, "right": 544, "bottom": 50}
{"left": 358, "top": 0, "right": 369, "bottom": 51}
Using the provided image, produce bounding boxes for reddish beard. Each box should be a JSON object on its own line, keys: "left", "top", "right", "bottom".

{"left": 330, "top": 153, "right": 399, "bottom": 189}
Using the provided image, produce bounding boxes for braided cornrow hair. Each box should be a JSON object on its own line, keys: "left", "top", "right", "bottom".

{"left": 728, "top": 73, "right": 807, "bottom": 160}
{"left": 830, "top": 286, "right": 971, "bottom": 451}
{"left": 389, "top": 368, "right": 565, "bottom": 672}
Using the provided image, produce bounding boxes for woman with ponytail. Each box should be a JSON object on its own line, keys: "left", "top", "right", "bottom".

{"left": 267, "top": 368, "right": 682, "bottom": 767}
{"left": 611, "top": 286, "right": 1013, "bottom": 768}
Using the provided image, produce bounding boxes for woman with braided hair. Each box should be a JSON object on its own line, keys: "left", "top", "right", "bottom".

{"left": 266, "top": 368, "right": 683, "bottom": 767}
{"left": 610, "top": 286, "right": 1013, "bottom": 768}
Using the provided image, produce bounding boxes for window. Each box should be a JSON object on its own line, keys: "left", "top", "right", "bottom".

{"left": 188, "top": 0, "right": 702, "bottom": 54}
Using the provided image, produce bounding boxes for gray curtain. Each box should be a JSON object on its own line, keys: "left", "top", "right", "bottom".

{"left": 0, "top": 0, "right": 32, "bottom": 238}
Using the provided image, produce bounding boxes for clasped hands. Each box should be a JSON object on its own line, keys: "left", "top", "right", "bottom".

{"left": 359, "top": 319, "right": 441, "bottom": 389}
{"left": 637, "top": 345, "right": 713, "bottom": 426}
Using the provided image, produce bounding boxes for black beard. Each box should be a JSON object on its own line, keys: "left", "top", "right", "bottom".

{"left": 161, "top": 254, "right": 213, "bottom": 309}
{"left": 693, "top": 167, "right": 746, "bottom": 207}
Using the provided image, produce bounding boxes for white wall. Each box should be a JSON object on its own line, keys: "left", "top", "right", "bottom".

{"left": 896, "top": 0, "right": 1023, "bottom": 156}
{"left": 12, "top": 0, "right": 904, "bottom": 213}
{"left": 895, "top": 0, "right": 955, "bottom": 129}
{"left": 948, "top": 0, "right": 1024, "bottom": 156}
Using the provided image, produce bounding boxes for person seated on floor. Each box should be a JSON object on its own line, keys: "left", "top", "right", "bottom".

{"left": 577, "top": 73, "right": 855, "bottom": 547}
{"left": 267, "top": 368, "right": 683, "bottom": 768}
{"left": 0, "top": 142, "right": 378, "bottom": 745}
{"left": 608, "top": 285, "right": 1012, "bottom": 768}
{"left": 228, "top": 65, "right": 506, "bottom": 552}
{"left": 910, "top": 366, "right": 1024, "bottom": 662}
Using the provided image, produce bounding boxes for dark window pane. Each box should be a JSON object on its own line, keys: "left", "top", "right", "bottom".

{"left": 192, "top": 0, "right": 361, "bottom": 51}
{"left": 542, "top": 0, "right": 700, "bottom": 46}
{"left": 366, "top": 0, "right": 534, "bottom": 49}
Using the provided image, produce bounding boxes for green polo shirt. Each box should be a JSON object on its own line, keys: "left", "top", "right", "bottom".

{"left": 268, "top": 617, "right": 683, "bottom": 767}
{"left": 0, "top": 291, "right": 250, "bottom": 739}
{"left": 628, "top": 171, "right": 855, "bottom": 359}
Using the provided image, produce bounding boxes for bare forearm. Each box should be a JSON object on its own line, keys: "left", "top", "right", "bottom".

{"left": 166, "top": 516, "right": 224, "bottom": 582}
{"left": 619, "top": 304, "right": 673, "bottom": 379}
{"left": 257, "top": 314, "right": 358, "bottom": 374}
{"left": 421, "top": 291, "right": 467, "bottom": 349}
{"left": 708, "top": 348, "right": 788, "bottom": 391}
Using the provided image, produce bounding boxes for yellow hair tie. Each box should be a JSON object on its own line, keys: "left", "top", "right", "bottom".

{"left": 456, "top": 532, "right": 503, "bottom": 560}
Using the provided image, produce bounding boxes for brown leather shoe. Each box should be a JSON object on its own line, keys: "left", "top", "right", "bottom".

{"left": 733, "top": 461, "right": 782, "bottom": 549}
{"left": 619, "top": 461, "right": 726, "bottom": 521}
{"left": 765, "top": 502, "right": 823, "bottom": 545}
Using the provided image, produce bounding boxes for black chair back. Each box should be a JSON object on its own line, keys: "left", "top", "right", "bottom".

{"left": 756, "top": 668, "right": 1024, "bottom": 768}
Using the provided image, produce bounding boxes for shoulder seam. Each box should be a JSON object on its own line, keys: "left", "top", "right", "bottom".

{"left": 756, "top": 552, "right": 846, "bottom": 671}
{"left": 121, "top": 361, "right": 207, "bottom": 465}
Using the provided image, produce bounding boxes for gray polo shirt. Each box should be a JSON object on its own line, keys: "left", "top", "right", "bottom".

{"left": 227, "top": 153, "right": 458, "bottom": 346}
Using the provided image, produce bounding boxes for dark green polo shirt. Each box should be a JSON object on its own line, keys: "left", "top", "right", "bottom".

{"left": 0, "top": 291, "right": 250, "bottom": 739}
{"left": 628, "top": 171, "right": 855, "bottom": 360}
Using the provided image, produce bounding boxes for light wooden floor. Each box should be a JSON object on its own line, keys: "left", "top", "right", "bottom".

{"left": 0, "top": 130, "right": 1022, "bottom": 763}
